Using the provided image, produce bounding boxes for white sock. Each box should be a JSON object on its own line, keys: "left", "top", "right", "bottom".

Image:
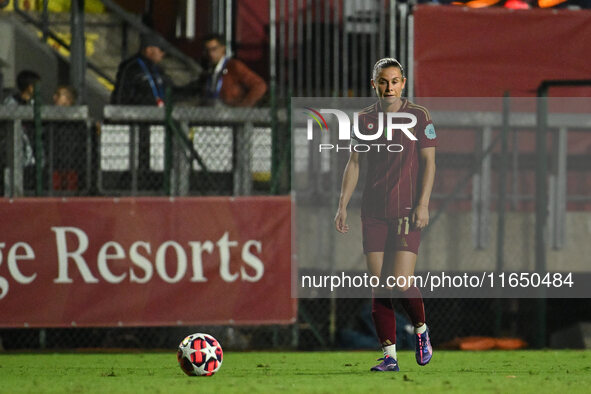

{"left": 383, "top": 344, "right": 397, "bottom": 360}
{"left": 415, "top": 323, "right": 427, "bottom": 335}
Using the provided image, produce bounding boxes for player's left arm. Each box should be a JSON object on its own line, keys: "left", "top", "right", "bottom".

{"left": 412, "top": 147, "right": 436, "bottom": 230}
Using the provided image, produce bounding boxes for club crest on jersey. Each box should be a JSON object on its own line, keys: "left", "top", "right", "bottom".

{"left": 364, "top": 116, "right": 376, "bottom": 132}
{"left": 425, "top": 123, "right": 436, "bottom": 140}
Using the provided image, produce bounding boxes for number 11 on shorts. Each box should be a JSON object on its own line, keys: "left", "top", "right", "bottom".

{"left": 397, "top": 217, "right": 410, "bottom": 235}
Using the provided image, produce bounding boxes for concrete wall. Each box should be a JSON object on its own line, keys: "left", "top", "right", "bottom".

{"left": 0, "top": 15, "right": 109, "bottom": 118}
{"left": 0, "top": 16, "right": 58, "bottom": 104}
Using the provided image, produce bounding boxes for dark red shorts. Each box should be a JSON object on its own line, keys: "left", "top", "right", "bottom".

{"left": 361, "top": 216, "right": 421, "bottom": 255}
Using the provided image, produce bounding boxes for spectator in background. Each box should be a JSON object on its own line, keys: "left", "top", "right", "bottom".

{"left": 51, "top": 84, "right": 83, "bottom": 192}
{"left": 3, "top": 69, "right": 40, "bottom": 106}
{"left": 111, "top": 34, "right": 170, "bottom": 106}
{"left": 53, "top": 85, "right": 77, "bottom": 107}
{"left": 2, "top": 70, "right": 40, "bottom": 169}
{"left": 201, "top": 33, "right": 267, "bottom": 107}
{"left": 111, "top": 33, "right": 186, "bottom": 191}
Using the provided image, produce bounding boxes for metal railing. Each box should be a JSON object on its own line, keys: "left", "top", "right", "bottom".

{"left": 99, "top": 105, "right": 287, "bottom": 196}
{"left": 12, "top": 0, "right": 203, "bottom": 100}
{"left": 1, "top": 102, "right": 289, "bottom": 198}
{"left": 0, "top": 105, "right": 90, "bottom": 198}
{"left": 533, "top": 79, "right": 591, "bottom": 349}
{"left": 12, "top": 0, "right": 114, "bottom": 85}
{"left": 270, "top": 0, "right": 413, "bottom": 99}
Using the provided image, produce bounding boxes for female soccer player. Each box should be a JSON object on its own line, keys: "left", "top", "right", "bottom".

{"left": 334, "top": 58, "right": 437, "bottom": 372}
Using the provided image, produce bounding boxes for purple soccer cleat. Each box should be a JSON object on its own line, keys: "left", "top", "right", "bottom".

{"left": 370, "top": 355, "right": 399, "bottom": 372}
{"left": 415, "top": 328, "right": 433, "bottom": 366}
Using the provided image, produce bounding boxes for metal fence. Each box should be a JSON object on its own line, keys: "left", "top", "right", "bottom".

{"left": 1, "top": 103, "right": 287, "bottom": 198}
{"left": 271, "top": 0, "right": 414, "bottom": 99}
{"left": 98, "top": 105, "right": 282, "bottom": 196}
{"left": 0, "top": 105, "right": 91, "bottom": 197}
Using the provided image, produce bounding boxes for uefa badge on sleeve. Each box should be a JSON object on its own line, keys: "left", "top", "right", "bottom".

{"left": 424, "top": 123, "right": 436, "bottom": 140}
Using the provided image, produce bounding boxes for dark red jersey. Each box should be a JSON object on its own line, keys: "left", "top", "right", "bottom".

{"left": 352, "top": 100, "right": 438, "bottom": 219}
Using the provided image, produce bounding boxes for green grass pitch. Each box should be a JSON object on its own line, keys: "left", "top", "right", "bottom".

{"left": 1, "top": 350, "right": 590, "bottom": 393}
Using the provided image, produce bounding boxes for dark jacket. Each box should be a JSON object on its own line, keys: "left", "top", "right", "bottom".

{"left": 111, "top": 53, "right": 171, "bottom": 105}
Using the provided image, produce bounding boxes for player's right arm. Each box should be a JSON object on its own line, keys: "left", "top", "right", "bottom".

{"left": 335, "top": 151, "right": 359, "bottom": 233}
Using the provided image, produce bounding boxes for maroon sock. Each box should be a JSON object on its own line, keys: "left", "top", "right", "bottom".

{"left": 372, "top": 296, "right": 396, "bottom": 346}
{"left": 399, "top": 286, "right": 426, "bottom": 327}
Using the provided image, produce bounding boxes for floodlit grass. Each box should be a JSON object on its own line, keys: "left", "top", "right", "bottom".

{"left": 0, "top": 350, "right": 590, "bottom": 393}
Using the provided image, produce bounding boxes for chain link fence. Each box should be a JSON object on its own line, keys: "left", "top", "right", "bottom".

{"left": 97, "top": 105, "right": 281, "bottom": 196}
{"left": 1, "top": 102, "right": 285, "bottom": 199}
{"left": 1, "top": 105, "right": 91, "bottom": 197}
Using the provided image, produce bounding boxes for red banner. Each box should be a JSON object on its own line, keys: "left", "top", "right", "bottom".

{"left": 0, "top": 197, "right": 295, "bottom": 327}
{"left": 414, "top": 6, "right": 591, "bottom": 97}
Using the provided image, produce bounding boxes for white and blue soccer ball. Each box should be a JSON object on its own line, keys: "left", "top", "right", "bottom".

{"left": 177, "top": 333, "right": 223, "bottom": 376}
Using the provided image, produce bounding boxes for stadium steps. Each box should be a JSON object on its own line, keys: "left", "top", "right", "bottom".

{"left": 12, "top": 10, "right": 200, "bottom": 105}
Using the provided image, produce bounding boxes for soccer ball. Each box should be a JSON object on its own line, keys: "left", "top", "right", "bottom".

{"left": 177, "top": 333, "right": 223, "bottom": 376}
